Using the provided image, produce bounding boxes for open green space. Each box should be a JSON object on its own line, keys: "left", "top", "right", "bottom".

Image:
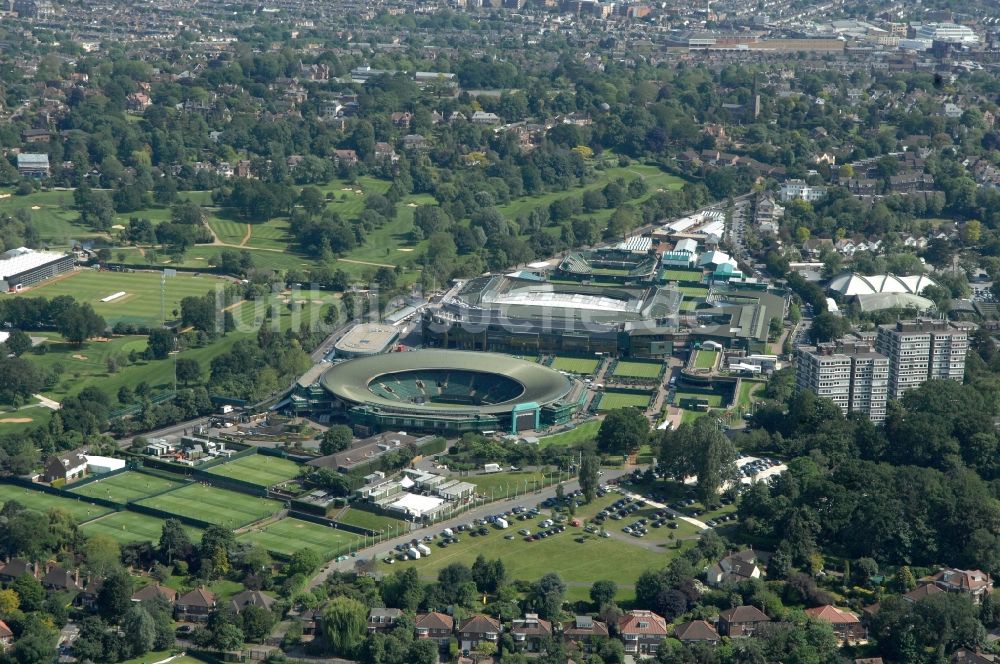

{"left": 80, "top": 510, "right": 202, "bottom": 544}
{"left": 694, "top": 350, "right": 719, "bottom": 370}
{"left": 0, "top": 190, "right": 104, "bottom": 243}
{"left": 596, "top": 391, "right": 651, "bottom": 411}
{"left": 737, "top": 380, "right": 765, "bottom": 408}
{"left": 612, "top": 360, "right": 663, "bottom": 379}
{"left": 463, "top": 471, "right": 554, "bottom": 498}
{"left": 7, "top": 269, "right": 231, "bottom": 326}
{"left": 137, "top": 484, "right": 282, "bottom": 528}
{"left": 334, "top": 507, "right": 407, "bottom": 534}
{"left": 0, "top": 483, "right": 113, "bottom": 523}
{"left": 661, "top": 269, "right": 704, "bottom": 283}
{"left": 238, "top": 517, "right": 361, "bottom": 559}
{"left": 381, "top": 519, "right": 692, "bottom": 604}
{"left": 678, "top": 285, "right": 710, "bottom": 297}
{"left": 206, "top": 454, "right": 302, "bottom": 487}
{"left": 551, "top": 356, "right": 600, "bottom": 375}
{"left": 70, "top": 471, "right": 184, "bottom": 504}
{"left": 680, "top": 410, "right": 710, "bottom": 424}
{"left": 538, "top": 420, "right": 601, "bottom": 448}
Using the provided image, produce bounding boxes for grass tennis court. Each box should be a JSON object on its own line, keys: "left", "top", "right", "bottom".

{"left": 0, "top": 483, "right": 113, "bottom": 523}
{"left": 538, "top": 420, "right": 601, "bottom": 448}
{"left": 695, "top": 350, "right": 719, "bottom": 370}
{"left": 613, "top": 361, "right": 663, "bottom": 379}
{"left": 334, "top": 508, "right": 407, "bottom": 533}
{"left": 596, "top": 391, "right": 652, "bottom": 411}
{"left": 206, "top": 455, "right": 302, "bottom": 487}
{"left": 661, "top": 269, "right": 704, "bottom": 283}
{"left": 676, "top": 391, "right": 725, "bottom": 408}
{"left": 137, "top": 484, "right": 282, "bottom": 528}
{"left": 551, "top": 357, "right": 601, "bottom": 374}
{"left": 80, "top": 511, "right": 202, "bottom": 545}
{"left": 70, "top": 472, "right": 184, "bottom": 504}
{"left": 238, "top": 517, "right": 361, "bottom": 558}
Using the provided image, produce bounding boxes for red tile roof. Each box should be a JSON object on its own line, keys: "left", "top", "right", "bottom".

{"left": 618, "top": 610, "right": 669, "bottom": 635}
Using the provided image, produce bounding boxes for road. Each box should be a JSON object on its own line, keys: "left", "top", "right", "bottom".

{"left": 306, "top": 467, "right": 634, "bottom": 588}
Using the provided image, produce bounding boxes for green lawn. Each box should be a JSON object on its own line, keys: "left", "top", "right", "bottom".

{"left": 238, "top": 517, "right": 361, "bottom": 559}
{"left": 0, "top": 190, "right": 105, "bottom": 243}
{"left": 613, "top": 361, "right": 663, "bottom": 379}
{"left": 675, "top": 390, "right": 724, "bottom": 407}
{"left": 695, "top": 350, "right": 719, "bottom": 370}
{"left": 551, "top": 357, "right": 601, "bottom": 375}
{"left": 335, "top": 507, "right": 407, "bottom": 533}
{"left": 661, "top": 269, "right": 704, "bottom": 283}
{"left": 463, "top": 471, "right": 554, "bottom": 498}
{"left": 80, "top": 511, "right": 202, "bottom": 544}
{"left": 596, "top": 391, "right": 651, "bottom": 411}
{"left": 737, "top": 380, "right": 765, "bottom": 408}
{"left": 0, "top": 483, "right": 113, "bottom": 523}
{"left": 7, "top": 269, "right": 231, "bottom": 326}
{"left": 680, "top": 410, "right": 710, "bottom": 424}
{"left": 538, "top": 420, "right": 601, "bottom": 448}
{"left": 70, "top": 471, "right": 184, "bottom": 504}
{"left": 380, "top": 519, "right": 693, "bottom": 604}
{"left": 137, "top": 484, "right": 282, "bottom": 528}
{"left": 206, "top": 454, "right": 303, "bottom": 487}
{"left": 678, "top": 285, "right": 710, "bottom": 297}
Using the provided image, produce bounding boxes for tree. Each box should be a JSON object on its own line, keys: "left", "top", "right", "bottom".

{"left": 660, "top": 417, "right": 738, "bottom": 505}
{"left": 7, "top": 616, "right": 57, "bottom": 664}
{"left": 408, "top": 639, "right": 438, "bottom": 664}
{"left": 57, "top": 302, "right": 106, "bottom": 345}
{"left": 809, "top": 311, "right": 850, "bottom": 343}
{"left": 471, "top": 555, "right": 507, "bottom": 594}
{"left": 322, "top": 596, "right": 368, "bottom": 657}
{"left": 597, "top": 408, "right": 649, "bottom": 456}
{"left": 175, "top": 358, "right": 201, "bottom": 385}
{"left": 288, "top": 548, "right": 321, "bottom": 577}
{"left": 590, "top": 580, "right": 617, "bottom": 607}
{"left": 320, "top": 425, "right": 353, "bottom": 455}
{"left": 533, "top": 572, "right": 566, "bottom": 620}
{"left": 11, "top": 574, "right": 44, "bottom": 612}
{"left": 146, "top": 328, "right": 174, "bottom": 360}
{"left": 159, "top": 519, "right": 192, "bottom": 564}
{"left": 5, "top": 330, "right": 31, "bottom": 356}
{"left": 579, "top": 454, "right": 600, "bottom": 503}
{"left": 83, "top": 534, "right": 121, "bottom": 577}
{"left": 0, "top": 588, "right": 19, "bottom": 615}
{"left": 213, "top": 623, "right": 246, "bottom": 651}
{"left": 240, "top": 604, "right": 274, "bottom": 642}
{"left": 97, "top": 569, "right": 133, "bottom": 623}
{"left": 123, "top": 605, "right": 156, "bottom": 658}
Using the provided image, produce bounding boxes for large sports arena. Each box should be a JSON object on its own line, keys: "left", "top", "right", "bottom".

{"left": 317, "top": 350, "right": 586, "bottom": 434}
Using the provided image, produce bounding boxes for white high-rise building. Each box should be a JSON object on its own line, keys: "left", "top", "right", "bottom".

{"left": 795, "top": 339, "right": 889, "bottom": 422}
{"left": 915, "top": 23, "right": 979, "bottom": 46}
{"left": 875, "top": 319, "right": 973, "bottom": 400}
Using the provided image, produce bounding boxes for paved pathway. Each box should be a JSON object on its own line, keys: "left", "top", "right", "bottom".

{"left": 32, "top": 394, "right": 61, "bottom": 410}
{"left": 614, "top": 486, "right": 709, "bottom": 531}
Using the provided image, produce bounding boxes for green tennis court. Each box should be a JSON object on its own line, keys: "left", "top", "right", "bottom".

{"left": 238, "top": 517, "right": 361, "bottom": 558}
{"left": 81, "top": 511, "right": 202, "bottom": 544}
{"left": 0, "top": 483, "right": 113, "bottom": 523}
{"left": 206, "top": 455, "right": 302, "bottom": 487}
{"left": 70, "top": 472, "right": 184, "bottom": 504}
{"left": 137, "top": 484, "right": 282, "bottom": 528}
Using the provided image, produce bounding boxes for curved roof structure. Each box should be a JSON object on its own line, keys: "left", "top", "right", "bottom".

{"left": 320, "top": 350, "right": 574, "bottom": 415}
{"left": 827, "top": 272, "right": 937, "bottom": 296}
{"left": 856, "top": 293, "right": 934, "bottom": 312}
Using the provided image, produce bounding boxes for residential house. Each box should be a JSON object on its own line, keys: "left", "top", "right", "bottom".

{"left": 332, "top": 149, "right": 359, "bottom": 168}
{"left": 374, "top": 142, "right": 399, "bottom": 164}
{"left": 510, "top": 613, "right": 552, "bottom": 652}
{"left": 931, "top": 568, "right": 993, "bottom": 604}
{"left": 673, "top": 620, "right": 721, "bottom": 645}
{"left": 0, "top": 559, "right": 34, "bottom": 584}
{"left": 779, "top": 179, "right": 827, "bottom": 203}
{"left": 175, "top": 587, "right": 217, "bottom": 621}
{"left": 855, "top": 659, "right": 885, "bottom": 664}
{"left": 16, "top": 153, "right": 50, "bottom": 179}
{"left": 414, "top": 611, "right": 454, "bottom": 647}
{"left": 618, "top": 610, "right": 669, "bottom": 656}
{"left": 801, "top": 238, "right": 835, "bottom": 259}
{"left": 368, "top": 607, "right": 403, "bottom": 633}
{"left": 889, "top": 172, "right": 935, "bottom": 194}
{"left": 229, "top": 590, "right": 275, "bottom": 614}
{"left": 43, "top": 449, "right": 88, "bottom": 483}
{"left": 561, "top": 615, "right": 608, "bottom": 651}
{"left": 718, "top": 605, "right": 771, "bottom": 637}
{"left": 804, "top": 605, "right": 867, "bottom": 645}
{"left": 390, "top": 112, "right": 413, "bottom": 130}
{"left": 300, "top": 63, "right": 330, "bottom": 82}
{"left": 952, "top": 649, "right": 997, "bottom": 664}
{"left": 706, "top": 550, "right": 769, "bottom": 587}
{"left": 132, "top": 583, "right": 178, "bottom": 605}
{"left": 21, "top": 128, "right": 50, "bottom": 144}
{"left": 402, "top": 134, "right": 430, "bottom": 151}
{"left": 125, "top": 93, "right": 152, "bottom": 113}
{"left": 901, "top": 582, "right": 944, "bottom": 603}
{"left": 471, "top": 111, "right": 502, "bottom": 125}
{"left": 457, "top": 614, "right": 501, "bottom": 652}
{"left": 0, "top": 620, "right": 11, "bottom": 651}
{"left": 77, "top": 576, "right": 103, "bottom": 609}
{"left": 41, "top": 565, "right": 81, "bottom": 592}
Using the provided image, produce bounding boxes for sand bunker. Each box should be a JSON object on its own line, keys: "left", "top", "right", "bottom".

{"left": 406, "top": 203, "right": 418, "bottom": 207}
{"left": 30, "top": 205, "right": 40, "bottom": 210}
{"left": 111, "top": 224, "right": 125, "bottom": 230}
{"left": 0, "top": 417, "right": 32, "bottom": 423}
{"left": 72, "top": 354, "right": 88, "bottom": 360}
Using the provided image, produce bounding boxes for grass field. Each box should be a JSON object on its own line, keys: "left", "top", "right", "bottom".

{"left": 0, "top": 190, "right": 104, "bottom": 243}
{"left": 694, "top": 350, "right": 719, "bottom": 370}
{"left": 551, "top": 356, "right": 601, "bottom": 374}
{"left": 737, "top": 381, "right": 765, "bottom": 408}
{"left": 334, "top": 508, "right": 407, "bottom": 534}
{"left": 206, "top": 454, "right": 303, "bottom": 487}
{"left": 676, "top": 391, "right": 725, "bottom": 407}
{"left": 596, "top": 391, "right": 651, "bottom": 411}
{"left": 661, "top": 269, "right": 704, "bottom": 283}
{"left": 238, "top": 517, "right": 361, "bottom": 558}
{"left": 612, "top": 361, "right": 663, "bottom": 379}
{"left": 538, "top": 420, "right": 601, "bottom": 448}
{"left": 678, "top": 285, "right": 710, "bottom": 298}
{"left": 137, "top": 484, "right": 282, "bottom": 528}
{"left": 70, "top": 471, "right": 184, "bottom": 504}
{"left": 6, "top": 269, "right": 232, "bottom": 326}
{"left": 0, "top": 483, "right": 113, "bottom": 523}
{"left": 380, "top": 519, "right": 692, "bottom": 603}
{"left": 464, "top": 471, "right": 553, "bottom": 498}
{"left": 80, "top": 511, "right": 202, "bottom": 544}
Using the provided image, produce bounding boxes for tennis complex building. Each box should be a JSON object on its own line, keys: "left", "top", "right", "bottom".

{"left": 302, "top": 349, "right": 586, "bottom": 435}
{"left": 0, "top": 247, "right": 74, "bottom": 292}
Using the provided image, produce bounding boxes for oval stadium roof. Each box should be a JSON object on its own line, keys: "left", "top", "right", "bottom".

{"left": 320, "top": 350, "right": 574, "bottom": 415}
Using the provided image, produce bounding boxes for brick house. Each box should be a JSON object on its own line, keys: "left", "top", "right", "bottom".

{"left": 368, "top": 607, "right": 403, "bottom": 633}
{"left": 718, "top": 605, "right": 771, "bottom": 637}
{"left": 561, "top": 615, "right": 609, "bottom": 651}
{"left": 333, "top": 149, "right": 358, "bottom": 168}
{"left": 132, "top": 583, "right": 178, "bottom": 605}
{"left": 510, "top": 613, "right": 552, "bottom": 652}
{"left": 618, "top": 610, "right": 669, "bottom": 656}
{"left": 805, "top": 605, "right": 867, "bottom": 645}
{"left": 674, "top": 620, "right": 721, "bottom": 645}
{"left": 414, "top": 611, "right": 454, "bottom": 647}
{"left": 0, "top": 558, "right": 34, "bottom": 584}
{"left": 457, "top": 614, "right": 501, "bottom": 653}
{"left": 0, "top": 620, "right": 11, "bottom": 651}
{"left": 175, "top": 587, "right": 217, "bottom": 621}
{"left": 931, "top": 569, "right": 993, "bottom": 604}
